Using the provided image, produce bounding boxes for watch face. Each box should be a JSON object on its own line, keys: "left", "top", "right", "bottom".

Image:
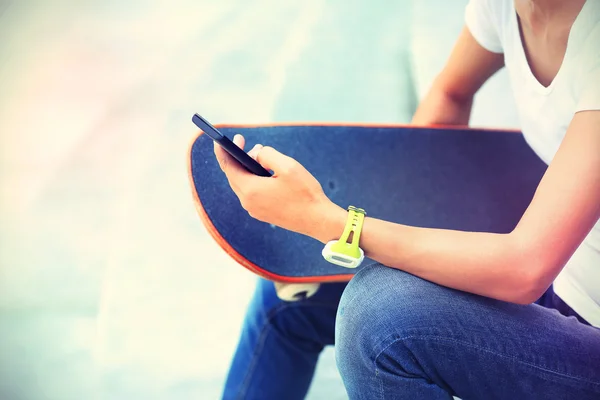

{"left": 322, "top": 240, "right": 363, "bottom": 269}
{"left": 331, "top": 255, "right": 352, "bottom": 263}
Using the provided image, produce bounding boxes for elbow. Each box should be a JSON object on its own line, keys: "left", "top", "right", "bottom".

{"left": 504, "top": 236, "right": 557, "bottom": 305}
{"left": 508, "top": 267, "right": 549, "bottom": 305}
{"left": 434, "top": 73, "right": 475, "bottom": 107}
{"left": 510, "top": 278, "right": 547, "bottom": 305}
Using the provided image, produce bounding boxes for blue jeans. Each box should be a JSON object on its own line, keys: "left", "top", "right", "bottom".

{"left": 223, "top": 264, "right": 600, "bottom": 399}
{"left": 222, "top": 277, "right": 347, "bottom": 399}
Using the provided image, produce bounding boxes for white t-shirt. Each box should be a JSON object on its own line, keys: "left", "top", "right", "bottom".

{"left": 465, "top": 0, "right": 600, "bottom": 327}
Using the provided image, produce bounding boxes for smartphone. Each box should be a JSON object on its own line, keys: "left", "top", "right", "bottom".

{"left": 192, "top": 113, "right": 272, "bottom": 177}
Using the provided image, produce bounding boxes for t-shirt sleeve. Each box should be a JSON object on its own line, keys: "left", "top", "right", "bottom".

{"left": 576, "top": 61, "right": 600, "bottom": 113}
{"left": 464, "top": 0, "right": 504, "bottom": 53}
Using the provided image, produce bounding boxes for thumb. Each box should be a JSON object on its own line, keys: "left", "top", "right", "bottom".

{"left": 256, "top": 146, "right": 295, "bottom": 175}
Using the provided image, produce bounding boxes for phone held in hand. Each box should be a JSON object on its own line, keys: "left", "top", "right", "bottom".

{"left": 192, "top": 113, "right": 272, "bottom": 177}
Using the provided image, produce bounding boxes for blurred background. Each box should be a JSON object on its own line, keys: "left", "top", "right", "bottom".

{"left": 0, "top": 1, "right": 518, "bottom": 399}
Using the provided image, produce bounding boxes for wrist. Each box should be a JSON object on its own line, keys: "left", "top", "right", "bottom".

{"left": 309, "top": 200, "right": 347, "bottom": 244}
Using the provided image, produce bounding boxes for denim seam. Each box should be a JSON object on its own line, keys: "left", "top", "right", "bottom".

{"left": 377, "top": 367, "right": 385, "bottom": 400}
{"left": 236, "top": 299, "right": 340, "bottom": 399}
{"left": 374, "top": 334, "right": 600, "bottom": 387}
{"left": 236, "top": 322, "right": 272, "bottom": 399}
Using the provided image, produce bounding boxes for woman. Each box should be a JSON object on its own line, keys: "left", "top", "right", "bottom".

{"left": 218, "top": 0, "right": 600, "bottom": 398}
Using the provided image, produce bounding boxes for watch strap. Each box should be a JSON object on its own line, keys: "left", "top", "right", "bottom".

{"left": 329, "top": 206, "right": 366, "bottom": 259}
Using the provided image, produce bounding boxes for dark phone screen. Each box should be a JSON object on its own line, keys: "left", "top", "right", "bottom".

{"left": 192, "top": 113, "right": 272, "bottom": 177}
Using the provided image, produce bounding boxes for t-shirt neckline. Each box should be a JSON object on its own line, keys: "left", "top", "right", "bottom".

{"left": 512, "top": 0, "right": 589, "bottom": 96}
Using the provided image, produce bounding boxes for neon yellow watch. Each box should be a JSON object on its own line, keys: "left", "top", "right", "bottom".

{"left": 321, "top": 206, "right": 366, "bottom": 268}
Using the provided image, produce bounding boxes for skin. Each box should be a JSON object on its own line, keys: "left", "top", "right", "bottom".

{"left": 514, "top": 0, "right": 587, "bottom": 87}
{"left": 214, "top": 0, "right": 600, "bottom": 305}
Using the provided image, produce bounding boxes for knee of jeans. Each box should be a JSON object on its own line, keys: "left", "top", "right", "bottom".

{"left": 335, "top": 264, "right": 451, "bottom": 368}
{"left": 242, "top": 278, "right": 338, "bottom": 349}
{"left": 244, "top": 278, "right": 284, "bottom": 318}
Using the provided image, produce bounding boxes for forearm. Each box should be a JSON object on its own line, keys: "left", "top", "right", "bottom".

{"left": 314, "top": 204, "right": 538, "bottom": 304}
{"left": 411, "top": 84, "right": 473, "bottom": 126}
{"left": 305, "top": 28, "right": 519, "bottom": 301}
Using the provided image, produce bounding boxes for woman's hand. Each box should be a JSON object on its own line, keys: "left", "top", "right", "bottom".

{"left": 213, "top": 134, "right": 342, "bottom": 238}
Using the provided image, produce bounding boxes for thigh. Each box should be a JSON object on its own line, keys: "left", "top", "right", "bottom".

{"left": 336, "top": 264, "right": 600, "bottom": 400}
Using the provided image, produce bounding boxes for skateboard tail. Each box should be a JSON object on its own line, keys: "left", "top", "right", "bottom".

{"left": 187, "top": 130, "right": 355, "bottom": 284}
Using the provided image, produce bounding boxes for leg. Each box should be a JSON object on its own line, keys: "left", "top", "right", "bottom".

{"left": 222, "top": 277, "right": 346, "bottom": 400}
{"left": 335, "top": 264, "right": 600, "bottom": 400}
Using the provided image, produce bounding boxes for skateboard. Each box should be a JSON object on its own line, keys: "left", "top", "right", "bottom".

{"left": 188, "top": 124, "right": 547, "bottom": 301}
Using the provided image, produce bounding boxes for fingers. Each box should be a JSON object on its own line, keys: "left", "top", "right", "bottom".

{"left": 233, "top": 134, "right": 245, "bottom": 149}
{"left": 256, "top": 146, "right": 295, "bottom": 174}
{"left": 214, "top": 134, "right": 245, "bottom": 173}
{"left": 247, "top": 143, "right": 263, "bottom": 160}
{"left": 213, "top": 134, "right": 293, "bottom": 182}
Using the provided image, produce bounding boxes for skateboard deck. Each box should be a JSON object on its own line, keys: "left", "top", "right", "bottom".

{"left": 188, "top": 124, "right": 547, "bottom": 298}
